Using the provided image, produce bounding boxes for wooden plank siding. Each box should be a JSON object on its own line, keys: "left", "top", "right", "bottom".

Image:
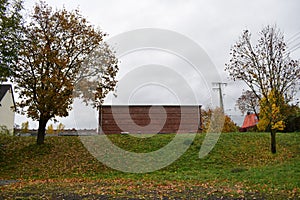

{"left": 99, "top": 105, "right": 202, "bottom": 134}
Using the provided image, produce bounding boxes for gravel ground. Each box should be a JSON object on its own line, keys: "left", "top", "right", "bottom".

{"left": 0, "top": 180, "right": 20, "bottom": 186}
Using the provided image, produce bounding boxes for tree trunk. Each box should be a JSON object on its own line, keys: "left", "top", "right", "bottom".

{"left": 254, "top": 110, "right": 259, "bottom": 120}
{"left": 37, "top": 117, "right": 48, "bottom": 145}
{"left": 270, "top": 130, "right": 276, "bottom": 154}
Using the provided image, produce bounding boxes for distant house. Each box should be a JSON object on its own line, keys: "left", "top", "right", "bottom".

{"left": 99, "top": 105, "right": 202, "bottom": 134}
{"left": 0, "top": 84, "right": 16, "bottom": 135}
{"left": 239, "top": 112, "right": 259, "bottom": 132}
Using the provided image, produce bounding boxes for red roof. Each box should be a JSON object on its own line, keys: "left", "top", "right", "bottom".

{"left": 241, "top": 113, "right": 258, "bottom": 128}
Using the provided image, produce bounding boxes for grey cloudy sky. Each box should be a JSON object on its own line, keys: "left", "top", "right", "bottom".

{"left": 16, "top": 0, "right": 300, "bottom": 129}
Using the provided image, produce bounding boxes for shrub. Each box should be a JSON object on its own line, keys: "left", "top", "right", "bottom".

{"left": 201, "top": 107, "right": 239, "bottom": 133}
{"left": 21, "top": 121, "right": 29, "bottom": 133}
{"left": 0, "top": 125, "right": 9, "bottom": 135}
{"left": 283, "top": 104, "right": 300, "bottom": 132}
{"left": 46, "top": 124, "right": 54, "bottom": 134}
{"left": 222, "top": 115, "right": 239, "bottom": 133}
{"left": 56, "top": 123, "right": 65, "bottom": 134}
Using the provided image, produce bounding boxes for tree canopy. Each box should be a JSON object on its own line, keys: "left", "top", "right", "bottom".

{"left": 74, "top": 43, "right": 118, "bottom": 108}
{"left": 257, "top": 89, "right": 286, "bottom": 133}
{"left": 225, "top": 25, "right": 300, "bottom": 102}
{"left": 13, "top": 1, "right": 118, "bottom": 144}
{"left": 0, "top": 0, "right": 23, "bottom": 81}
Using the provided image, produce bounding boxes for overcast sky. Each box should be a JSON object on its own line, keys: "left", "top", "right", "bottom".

{"left": 16, "top": 0, "right": 300, "bottom": 129}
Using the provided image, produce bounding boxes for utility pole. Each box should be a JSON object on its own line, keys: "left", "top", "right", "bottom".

{"left": 212, "top": 82, "right": 227, "bottom": 112}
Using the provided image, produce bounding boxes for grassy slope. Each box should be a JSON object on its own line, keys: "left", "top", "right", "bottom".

{"left": 0, "top": 132, "right": 299, "bottom": 199}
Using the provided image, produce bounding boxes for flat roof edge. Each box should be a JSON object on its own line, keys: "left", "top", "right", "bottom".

{"left": 101, "top": 105, "right": 202, "bottom": 107}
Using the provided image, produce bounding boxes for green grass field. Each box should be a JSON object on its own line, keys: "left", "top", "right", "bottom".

{"left": 0, "top": 132, "right": 299, "bottom": 199}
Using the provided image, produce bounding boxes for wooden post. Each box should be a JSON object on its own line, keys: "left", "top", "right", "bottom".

{"left": 98, "top": 104, "right": 102, "bottom": 134}
{"left": 198, "top": 105, "right": 202, "bottom": 133}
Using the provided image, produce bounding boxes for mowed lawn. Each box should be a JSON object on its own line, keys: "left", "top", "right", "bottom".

{"left": 0, "top": 132, "right": 299, "bottom": 199}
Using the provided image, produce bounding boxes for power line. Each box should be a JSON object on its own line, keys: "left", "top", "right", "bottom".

{"left": 288, "top": 42, "right": 300, "bottom": 53}
{"left": 287, "top": 36, "right": 300, "bottom": 47}
{"left": 287, "top": 31, "right": 300, "bottom": 44}
{"left": 283, "top": 32, "right": 300, "bottom": 58}
{"left": 287, "top": 31, "right": 300, "bottom": 54}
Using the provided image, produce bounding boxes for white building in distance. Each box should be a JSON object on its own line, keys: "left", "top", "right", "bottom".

{"left": 0, "top": 84, "right": 15, "bottom": 135}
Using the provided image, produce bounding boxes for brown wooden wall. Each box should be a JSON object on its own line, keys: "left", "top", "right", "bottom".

{"left": 99, "top": 105, "right": 201, "bottom": 134}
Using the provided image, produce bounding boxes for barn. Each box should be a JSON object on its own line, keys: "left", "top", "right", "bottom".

{"left": 99, "top": 105, "right": 202, "bottom": 134}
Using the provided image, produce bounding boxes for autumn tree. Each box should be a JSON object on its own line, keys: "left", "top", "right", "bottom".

{"left": 74, "top": 43, "right": 119, "bottom": 133}
{"left": 13, "top": 1, "right": 118, "bottom": 145}
{"left": 257, "top": 90, "right": 285, "bottom": 153}
{"left": 236, "top": 90, "right": 260, "bottom": 118}
{"left": 0, "top": 0, "right": 23, "bottom": 81}
{"left": 201, "top": 107, "right": 237, "bottom": 133}
{"left": 21, "top": 121, "right": 29, "bottom": 133}
{"left": 46, "top": 124, "right": 54, "bottom": 134}
{"left": 56, "top": 123, "right": 65, "bottom": 134}
{"left": 225, "top": 25, "right": 300, "bottom": 153}
{"left": 201, "top": 108, "right": 222, "bottom": 133}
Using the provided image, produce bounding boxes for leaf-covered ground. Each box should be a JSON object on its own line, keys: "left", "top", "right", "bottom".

{"left": 0, "top": 132, "right": 299, "bottom": 199}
